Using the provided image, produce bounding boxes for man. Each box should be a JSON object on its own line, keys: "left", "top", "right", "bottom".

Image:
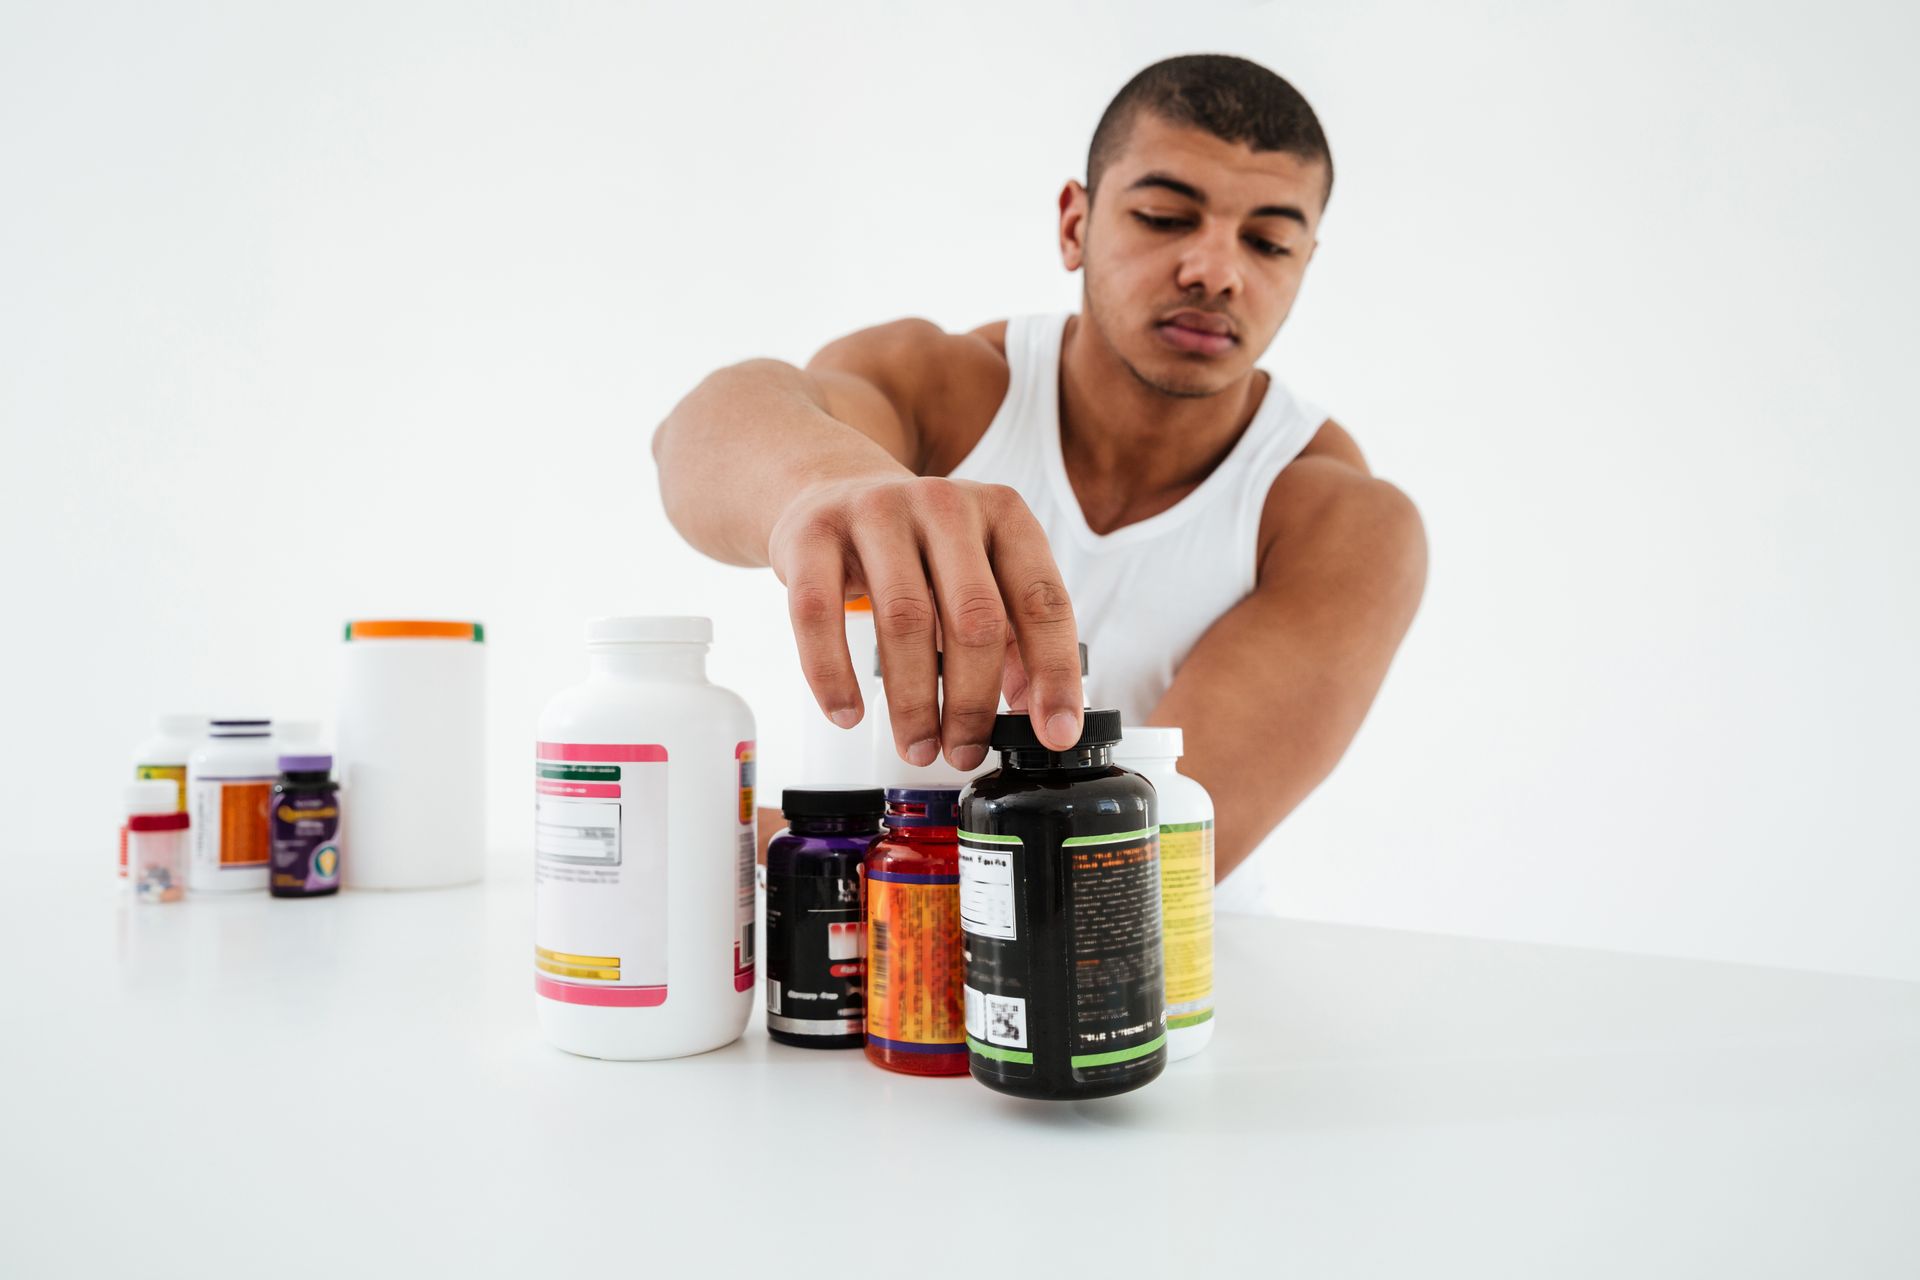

{"left": 653, "top": 54, "right": 1426, "bottom": 882}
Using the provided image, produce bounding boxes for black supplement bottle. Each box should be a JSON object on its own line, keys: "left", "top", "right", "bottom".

{"left": 764, "top": 787, "right": 885, "bottom": 1048}
{"left": 958, "top": 710, "right": 1166, "bottom": 1099}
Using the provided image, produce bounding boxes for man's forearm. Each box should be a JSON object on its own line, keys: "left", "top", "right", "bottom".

{"left": 652, "top": 359, "right": 910, "bottom": 567}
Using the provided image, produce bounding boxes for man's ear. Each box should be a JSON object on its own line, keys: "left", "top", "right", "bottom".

{"left": 1059, "top": 180, "right": 1089, "bottom": 272}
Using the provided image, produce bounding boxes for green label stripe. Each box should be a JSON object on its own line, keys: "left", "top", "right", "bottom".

{"left": 1071, "top": 1033, "right": 1167, "bottom": 1068}
{"left": 539, "top": 764, "right": 622, "bottom": 782}
{"left": 1167, "top": 1009, "right": 1215, "bottom": 1030}
{"left": 1160, "top": 820, "right": 1213, "bottom": 834}
{"left": 1060, "top": 828, "right": 1155, "bottom": 847}
{"left": 966, "top": 1035, "right": 1034, "bottom": 1064}
{"left": 957, "top": 831, "right": 1022, "bottom": 846}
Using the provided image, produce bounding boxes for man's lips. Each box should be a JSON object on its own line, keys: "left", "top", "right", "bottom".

{"left": 1154, "top": 310, "right": 1238, "bottom": 356}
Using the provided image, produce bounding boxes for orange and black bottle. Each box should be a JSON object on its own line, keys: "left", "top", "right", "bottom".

{"left": 864, "top": 787, "right": 968, "bottom": 1075}
{"left": 958, "top": 709, "right": 1166, "bottom": 1100}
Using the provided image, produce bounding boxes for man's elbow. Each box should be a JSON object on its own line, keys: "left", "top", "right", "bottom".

{"left": 653, "top": 358, "right": 790, "bottom": 465}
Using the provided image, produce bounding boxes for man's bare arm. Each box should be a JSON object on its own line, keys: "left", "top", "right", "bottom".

{"left": 652, "top": 319, "right": 1087, "bottom": 765}
{"left": 1147, "top": 432, "right": 1427, "bottom": 879}
{"left": 652, "top": 338, "right": 921, "bottom": 569}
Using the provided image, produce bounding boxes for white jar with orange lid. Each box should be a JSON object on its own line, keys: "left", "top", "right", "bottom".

{"left": 335, "top": 619, "right": 487, "bottom": 890}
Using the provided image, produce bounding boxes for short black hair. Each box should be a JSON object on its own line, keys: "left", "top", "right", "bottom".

{"left": 1087, "top": 54, "right": 1333, "bottom": 204}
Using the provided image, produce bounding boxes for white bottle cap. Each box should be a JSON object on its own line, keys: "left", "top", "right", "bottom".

{"left": 1114, "top": 725, "right": 1183, "bottom": 760}
{"left": 126, "top": 779, "right": 180, "bottom": 816}
{"left": 587, "top": 616, "right": 712, "bottom": 645}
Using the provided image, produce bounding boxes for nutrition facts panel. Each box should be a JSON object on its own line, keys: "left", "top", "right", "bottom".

{"left": 535, "top": 798, "right": 621, "bottom": 866}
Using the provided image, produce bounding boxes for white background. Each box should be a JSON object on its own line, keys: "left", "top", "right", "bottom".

{"left": 3, "top": 0, "right": 1916, "bottom": 979}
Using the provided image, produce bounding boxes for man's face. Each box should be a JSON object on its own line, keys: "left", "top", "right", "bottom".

{"left": 1062, "top": 111, "right": 1326, "bottom": 398}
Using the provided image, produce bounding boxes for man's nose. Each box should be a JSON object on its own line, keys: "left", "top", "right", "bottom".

{"left": 1174, "top": 221, "right": 1243, "bottom": 299}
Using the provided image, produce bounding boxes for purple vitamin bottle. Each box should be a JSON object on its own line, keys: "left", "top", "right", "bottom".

{"left": 270, "top": 753, "right": 342, "bottom": 898}
{"left": 764, "top": 787, "right": 884, "bottom": 1048}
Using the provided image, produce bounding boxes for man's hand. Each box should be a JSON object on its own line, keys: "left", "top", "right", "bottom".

{"left": 769, "top": 473, "right": 1085, "bottom": 770}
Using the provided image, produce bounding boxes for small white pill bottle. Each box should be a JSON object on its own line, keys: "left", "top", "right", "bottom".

{"left": 127, "top": 780, "right": 188, "bottom": 903}
{"left": 534, "top": 616, "right": 757, "bottom": 1060}
{"left": 1113, "top": 725, "right": 1216, "bottom": 1061}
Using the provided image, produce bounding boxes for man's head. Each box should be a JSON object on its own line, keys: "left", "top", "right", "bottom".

{"left": 1061, "top": 55, "right": 1332, "bottom": 398}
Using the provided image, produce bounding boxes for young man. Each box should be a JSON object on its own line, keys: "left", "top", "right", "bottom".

{"left": 653, "top": 54, "right": 1426, "bottom": 882}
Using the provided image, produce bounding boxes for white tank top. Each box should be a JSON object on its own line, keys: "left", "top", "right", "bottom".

{"left": 948, "top": 312, "right": 1327, "bottom": 725}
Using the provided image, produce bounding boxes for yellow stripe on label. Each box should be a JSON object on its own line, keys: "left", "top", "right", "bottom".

{"left": 536, "top": 946, "right": 620, "bottom": 968}
{"left": 535, "top": 957, "right": 621, "bottom": 981}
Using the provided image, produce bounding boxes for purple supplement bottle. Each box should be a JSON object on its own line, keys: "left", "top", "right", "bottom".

{"left": 270, "top": 753, "right": 342, "bottom": 898}
{"left": 764, "top": 787, "right": 884, "bottom": 1048}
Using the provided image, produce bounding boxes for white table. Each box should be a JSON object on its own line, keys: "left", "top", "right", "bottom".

{"left": 3, "top": 870, "right": 1917, "bottom": 1278}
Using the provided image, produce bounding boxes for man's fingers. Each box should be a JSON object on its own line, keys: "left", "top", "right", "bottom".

{"left": 983, "top": 487, "right": 1083, "bottom": 749}
{"left": 782, "top": 533, "right": 862, "bottom": 729}
{"left": 1000, "top": 642, "right": 1031, "bottom": 713}
{"left": 850, "top": 510, "right": 942, "bottom": 768}
{"left": 919, "top": 488, "right": 1007, "bottom": 771}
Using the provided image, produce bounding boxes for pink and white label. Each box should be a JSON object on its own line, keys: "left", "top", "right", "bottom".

{"left": 734, "top": 740, "right": 756, "bottom": 992}
{"left": 534, "top": 741, "right": 670, "bottom": 1006}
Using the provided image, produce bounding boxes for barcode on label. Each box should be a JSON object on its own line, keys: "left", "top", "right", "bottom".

{"left": 870, "top": 918, "right": 889, "bottom": 1002}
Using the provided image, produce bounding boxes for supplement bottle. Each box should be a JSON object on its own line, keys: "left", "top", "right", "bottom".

{"left": 337, "top": 619, "right": 486, "bottom": 889}
{"left": 1113, "top": 726, "right": 1215, "bottom": 1061}
{"left": 127, "top": 780, "right": 187, "bottom": 903}
{"left": 187, "top": 719, "right": 276, "bottom": 893}
{"left": 958, "top": 709, "right": 1165, "bottom": 1100}
{"left": 765, "top": 787, "right": 882, "bottom": 1048}
{"left": 270, "top": 754, "right": 342, "bottom": 898}
{"left": 534, "top": 616, "right": 756, "bottom": 1060}
{"left": 124, "top": 714, "right": 202, "bottom": 881}
{"left": 865, "top": 787, "right": 968, "bottom": 1076}
{"left": 792, "top": 600, "right": 879, "bottom": 787}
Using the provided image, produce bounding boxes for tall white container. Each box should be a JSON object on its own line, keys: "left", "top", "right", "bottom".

{"left": 792, "top": 598, "right": 879, "bottom": 786}
{"left": 534, "top": 616, "right": 756, "bottom": 1060}
{"left": 1114, "top": 725, "right": 1216, "bottom": 1061}
{"left": 336, "top": 619, "right": 487, "bottom": 890}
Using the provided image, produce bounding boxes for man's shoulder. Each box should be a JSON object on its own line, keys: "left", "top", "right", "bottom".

{"left": 1256, "top": 418, "right": 1427, "bottom": 594}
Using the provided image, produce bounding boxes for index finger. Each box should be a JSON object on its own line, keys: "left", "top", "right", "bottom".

{"left": 984, "top": 494, "right": 1083, "bottom": 750}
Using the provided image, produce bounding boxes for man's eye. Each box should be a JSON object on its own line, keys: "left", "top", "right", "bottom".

{"left": 1246, "top": 236, "right": 1292, "bottom": 258}
{"left": 1132, "top": 212, "right": 1191, "bottom": 231}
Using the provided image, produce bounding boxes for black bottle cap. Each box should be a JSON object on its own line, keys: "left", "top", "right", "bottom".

{"left": 988, "top": 709, "right": 1122, "bottom": 752}
{"left": 781, "top": 787, "right": 886, "bottom": 819}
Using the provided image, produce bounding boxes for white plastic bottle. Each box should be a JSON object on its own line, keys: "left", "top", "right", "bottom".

{"left": 124, "top": 713, "right": 202, "bottom": 882}
{"left": 133, "top": 714, "right": 206, "bottom": 810}
{"left": 534, "top": 616, "right": 757, "bottom": 1059}
{"left": 791, "top": 599, "right": 879, "bottom": 787}
{"left": 127, "top": 780, "right": 188, "bottom": 903}
{"left": 187, "top": 719, "right": 277, "bottom": 893}
{"left": 336, "top": 619, "right": 486, "bottom": 890}
{"left": 1113, "top": 725, "right": 1215, "bottom": 1060}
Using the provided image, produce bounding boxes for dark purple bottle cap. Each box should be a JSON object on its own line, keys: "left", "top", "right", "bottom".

{"left": 884, "top": 786, "right": 962, "bottom": 828}
{"left": 279, "top": 753, "right": 333, "bottom": 774}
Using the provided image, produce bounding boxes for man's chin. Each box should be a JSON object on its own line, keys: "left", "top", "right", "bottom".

{"left": 1123, "top": 353, "right": 1241, "bottom": 400}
